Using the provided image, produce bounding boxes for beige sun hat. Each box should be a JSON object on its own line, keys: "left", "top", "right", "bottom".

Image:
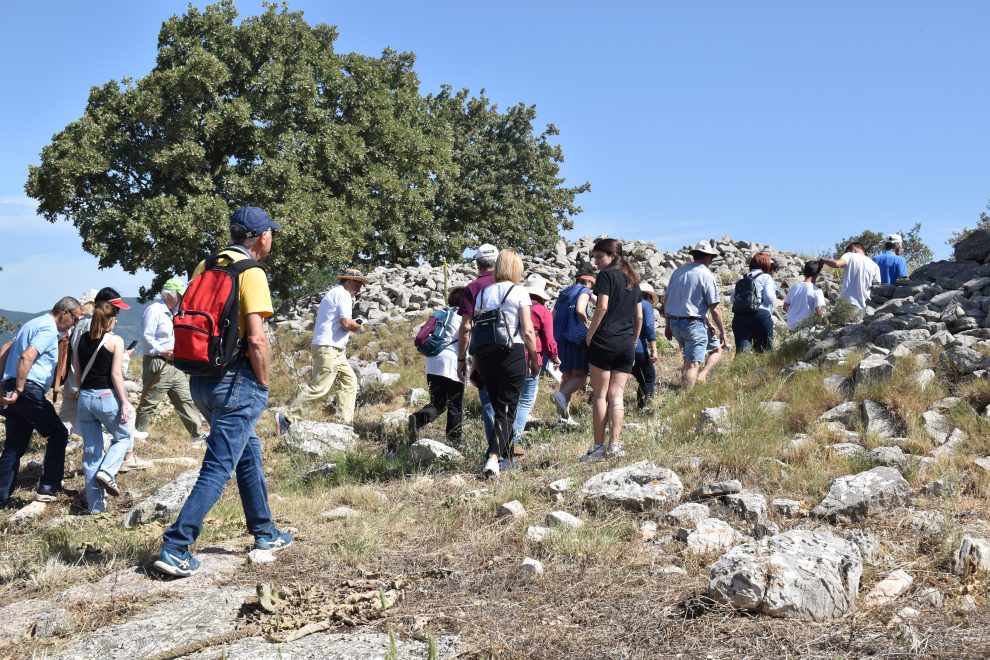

{"left": 524, "top": 274, "right": 551, "bottom": 301}
{"left": 337, "top": 268, "right": 370, "bottom": 285}
{"left": 639, "top": 282, "right": 660, "bottom": 305}
{"left": 689, "top": 240, "right": 719, "bottom": 257}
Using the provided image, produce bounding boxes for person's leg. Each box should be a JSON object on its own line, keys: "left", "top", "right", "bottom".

{"left": 288, "top": 345, "right": 339, "bottom": 419}
{"left": 642, "top": 357, "right": 656, "bottom": 402}
{"left": 698, "top": 327, "right": 723, "bottom": 382}
{"left": 331, "top": 352, "right": 359, "bottom": 425}
{"left": 231, "top": 371, "right": 277, "bottom": 540}
{"left": 733, "top": 315, "right": 753, "bottom": 353}
{"left": 588, "top": 365, "right": 611, "bottom": 447}
{"left": 18, "top": 382, "right": 70, "bottom": 492}
{"left": 77, "top": 391, "right": 107, "bottom": 512}
{"left": 671, "top": 320, "right": 704, "bottom": 388}
{"left": 444, "top": 379, "right": 464, "bottom": 445}
{"left": 754, "top": 312, "right": 773, "bottom": 353}
{"left": 96, "top": 394, "right": 133, "bottom": 479}
{"left": 0, "top": 408, "right": 33, "bottom": 502}
{"left": 135, "top": 356, "right": 169, "bottom": 433}
{"left": 492, "top": 347, "right": 526, "bottom": 459}
{"left": 414, "top": 374, "right": 444, "bottom": 429}
{"left": 162, "top": 370, "right": 254, "bottom": 554}
{"left": 606, "top": 371, "right": 630, "bottom": 445}
{"left": 161, "top": 364, "right": 203, "bottom": 437}
{"left": 631, "top": 353, "right": 648, "bottom": 408}
{"left": 478, "top": 386, "right": 495, "bottom": 444}
{"left": 511, "top": 373, "right": 539, "bottom": 446}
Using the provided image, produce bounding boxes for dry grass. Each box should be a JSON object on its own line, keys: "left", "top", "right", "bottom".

{"left": 2, "top": 322, "right": 990, "bottom": 657}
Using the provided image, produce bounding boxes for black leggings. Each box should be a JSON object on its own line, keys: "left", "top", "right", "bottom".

{"left": 732, "top": 310, "right": 774, "bottom": 353}
{"left": 476, "top": 344, "right": 526, "bottom": 459}
{"left": 631, "top": 352, "right": 656, "bottom": 408}
{"left": 413, "top": 375, "right": 464, "bottom": 444}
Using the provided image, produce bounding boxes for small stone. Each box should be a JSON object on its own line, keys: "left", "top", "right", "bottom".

{"left": 321, "top": 506, "right": 360, "bottom": 520}
{"left": 811, "top": 467, "right": 913, "bottom": 523}
{"left": 548, "top": 477, "right": 575, "bottom": 495}
{"left": 580, "top": 461, "right": 683, "bottom": 511}
{"left": 956, "top": 536, "right": 990, "bottom": 576}
{"left": 658, "top": 565, "right": 687, "bottom": 575}
{"left": 854, "top": 356, "right": 894, "bottom": 385}
{"left": 869, "top": 446, "right": 908, "bottom": 467}
{"left": 863, "top": 569, "right": 913, "bottom": 607}
{"left": 828, "top": 443, "right": 868, "bottom": 458}
{"left": 10, "top": 501, "right": 47, "bottom": 527}
{"left": 822, "top": 374, "right": 852, "bottom": 396}
{"left": 120, "top": 469, "right": 199, "bottom": 528}
{"left": 921, "top": 410, "right": 953, "bottom": 444}
{"left": 930, "top": 428, "right": 967, "bottom": 459}
{"left": 958, "top": 595, "right": 978, "bottom": 614}
{"left": 921, "top": 479, "right": 953, "bottom": 497}
{"left": 758, "top": 401, "right": 788, "bottom": 416}
{"left": 862, "top": 399, "right": 901, "bottom": 438}
{"left": 407, "top": 388, "right": 429, "bottom": 407}
{"left": 911, "top": 369, "right": 936, "bottom": 389}
{"left": 497, "top": 500, "right": 527, "bottom": 520}
{"left": 664, "top": 502, "right": 710, "bottom": 528}
{"left": 447, "top": 475, "right": 468, "bottom": 488}
{"left": 720, "top": 491, "right": 768, "bottom": 524}
{"left": 640, "top": 520, "right": 659, "bottom": 541}
{"left": 301, "top": 462, "right": 336, "bottom": 482}
{"left": 149, "top": 456, "right": 198, "bottom": 467}
{"left": 689, "top": 479, "right": 742, "bottom": 500}
{"left": 518, "top": 557, "right": 544, "bottom": 576}
{"left": 771, "top": 498, "right": 806, "bottom": 518}
{"left": 546, "top": 510, "right": 584, "bottom": 529}
{"left": 685, "top": 518, "right": 748, "bottom": 554}
{"left": 973, "top": 456, "right": 990, "bottom": 472}
{"left": 461, "top": 488, "right": 489, "bottom": 501}
{"left": 409, "top": 439, "right": 463, "bottom": 464}
{"left": 819, "top": 401, "right": 860, "bottom": 429}
{"left": 281, "top": 421, "right": 358, "bottom": 458}
{"left": 698, "top": 406, "right": 731, "bottom": 434}
{"left": 380, "top": 408, "right": 410, "bottom": 428}
{"left": 525, "top": 525, "right": 551, "bottom": 542}
{"left": 247, "top": 549, "right": 276, "bottom": 565}
{"left": 913, "top": 587, "right": 944, "bottom": 608}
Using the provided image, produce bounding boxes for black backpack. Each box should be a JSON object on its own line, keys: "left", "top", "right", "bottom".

{"left": 732, "top": 273, "right": 762, "bottom": 315}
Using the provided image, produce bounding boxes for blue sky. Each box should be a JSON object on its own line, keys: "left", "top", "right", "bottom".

{"left": 2, "top": 1, "right": 988, "bottom": 310}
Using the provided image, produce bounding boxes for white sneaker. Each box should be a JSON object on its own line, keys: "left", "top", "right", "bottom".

{"left": 483, "top": 455, "right": 500, "bottom": 479}
{"left": 605, "top": 442, "right": 626, "bottom": 458}
{"left": 579, "top": 445, "right": 607, "bottom": 462}
{"left": 118, "top": 454, "right": 153, "bottom": 473}
{"left": 132, "top": 430, "right": 149, "bottom": 441}
{"left": 551, "top": 392, "right": 569, "bottom": 418}
{"left": 558, "top": 416, "right": 579, "bottom": 427}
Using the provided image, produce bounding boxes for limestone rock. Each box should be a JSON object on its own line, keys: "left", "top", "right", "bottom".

{"left": 33, "top": 608, "right": 75, "bottom": 638}
{"left": 822, "top": 375, "right": 852, "bottom": 397}
{"left": 547, "top": 477, "right": 575, "bottom": 495}
{"left": 698, "top": 406, "right": 731, "bottom": 434}
{"left": 518, "top": 557, "right": 544, "bottom": 576}
{"left": 974, "top": 456, "right": 990, "bottom": 472}
{"left": 846, "top": 530, "right": 879, "bottom": 563}
{"left": 945, "top": 345, "right": 982, "bottom": 375}
{"left": 771, "top": 498, "right": 806, "bottom": 518}
{"left": 247, "top": 549, "right": 275, "bottom": 565}
{"left": 380, "top": 408, "right": 410, "bottom": 428}
{"left": 953, "top": 229, "right": 990, "bottom": 263}
{"left": 708, "top": 529, "right": 863, "bottom": 621}
{"left": 301, "top": 462, "right": 337, "bottom": 482}
{"left": 854, "top": 356, "right": 893, "bottom": 386}
{"left": 811, "top": 467, "right": 913, "bottom": 523}
{"left": 281, "top": 421, "right": 358, "bottom": 458}
{"left": 686, "top": 518, "right": 748, "bottom": 554}
{"left": 819, "top": 401, "right": 860, "bottom": 429}
{"left": 321, "top": 506, "right": 360, "bottom": 520}
{"left": 869, "top": 446, "right": 909, "bottom": 468}
{"left": 758, "top": 401, "right": 788, "bottom": 416}
{"left": 863, "top": 569, "right": 913, "bottom": 608}
{"left": 525, "top": 525, "right": 551, "bottom": 542}
{"left": 497, "top": 500, "right": 527, "bottom": 520}
{"left": 580, "top": 461, "right": 683, "bottom": 511}
{"left": 912, "top": 369, "right": 936, "bottom": 389}
{"left": 862, "top": 399, "right": 901, "bottom": 437}
{"left": 720, "top": 491, "right": 768, "bottom": 524}
{"left": 956, "top": 536, "right": 990, "bottom": 576}
{"left": 409, "top": 439, "right": 463, "bottom": 464}
{"left": 546, "top": 511, "right": 583, "bottom": 529}
{"left": 689, "top": 479, "right": 741, "bottom": 500}
{"left": 121, "top": 469, "right": 199, "bottom": 528}
{"left": 407, "top": 388, "right": 429, "bottom": 407}
{"left": 664, "top": 502, "right": 710, "bottom": 528}
{"left": 640, "top": 520, "right": 659, "bottom": 541}
{"left": 922, "top": 410, "right": 953, "bottom": 444}
{"left": 10, "top": 501, "right": 47, "bottom": 527}
{"left": 930, "top": 428, "right": 967, "bottom": 459}
{"left": 828, "top": 443, "right": 868, "bottom": 459}
{"left": 921, "top": 479, "right": 953, "bottom": 497}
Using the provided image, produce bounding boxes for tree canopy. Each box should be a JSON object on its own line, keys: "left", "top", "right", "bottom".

{"left": 826, "top": 222, "right": 933, "bottom": 271}
{"left": 947, "top": 204, "right": 990, "bottom": 248}
{"left": 26, "top": 1, "right": 588, "bottom": 299}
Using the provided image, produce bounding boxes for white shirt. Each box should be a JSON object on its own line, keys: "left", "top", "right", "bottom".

{"left": 475, "top": 281, "right": 531, "bottom": 344}
{"left": 839, "top": 252, "right": 881, "bottom": 309}
{"left": 312, "top": 285, "right": 354, "bottom": 348}
{"left": 141, "top": 300, "right": 174, "bottom": 356}
{"left": 425, "top": 311, "right": 462, "bottom": 381}
{"left": 784, "top": 282, "right": 826, "bottom": 330}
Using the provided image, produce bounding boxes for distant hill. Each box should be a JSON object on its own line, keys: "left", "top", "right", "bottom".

{"left": 1, "top": 298, "right": 153, "bottom": 350}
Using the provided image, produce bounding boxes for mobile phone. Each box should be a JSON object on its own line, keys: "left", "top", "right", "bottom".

{"left": 355, "top": 318, "right": 364, "bottom": 326}
{"left": 127, "top": 340, "right": 139, "bottom": 350}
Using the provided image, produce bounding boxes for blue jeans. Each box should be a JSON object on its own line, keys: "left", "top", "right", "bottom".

{"left": 670, "top": 319, "right": 718, "bottom": 364}
{"left": 732, "top": 311, "right": 774, "bottom": 353}
{"left": 78, "top": 389, "right": 132, "bottom": 512}
{"left": 478, "top": 386, "right": 495, "bottom": 445}
{"left": 0, "top": 378, "right": 68, "bottom": 501}
{"left": 162, "top": 366, "right": 277, "bottom": 554}
{"left": 511, "top": 374, "right": 539, "bottom": 445}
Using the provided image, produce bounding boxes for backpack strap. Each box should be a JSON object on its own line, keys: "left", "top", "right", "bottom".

{"left": 498, "top": 284, "right": 516, "bottom": 307}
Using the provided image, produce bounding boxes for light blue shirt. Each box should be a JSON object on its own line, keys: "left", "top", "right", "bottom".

{"left": 730, "top": 269, "right": 776, "bottom": 314}
{"left": 3, "top": 314, "right": 59, "bottom": 389}
{"left": 665, "top": 262, "right": 720, "bottom": 318}
{"left": 141, "top": 300, "right": 175, "bottom": 356}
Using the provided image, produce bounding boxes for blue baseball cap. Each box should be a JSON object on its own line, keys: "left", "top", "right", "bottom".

{"left": 230, "top": 206, "right": 281, "bottom": 237}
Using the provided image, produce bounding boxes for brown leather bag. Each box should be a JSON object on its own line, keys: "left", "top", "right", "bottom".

{"left": 52, "top": 335, "right": 69, "bottom": 403}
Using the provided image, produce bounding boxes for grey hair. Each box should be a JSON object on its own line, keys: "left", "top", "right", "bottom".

{"left": 230, "top": 224, "right": 263, "bottom": 249}
{"left": 476, "top": 255, "right": 496, "bottom": 269}
{"left": 51, "top": 296, "right": 81, "bottom": 315}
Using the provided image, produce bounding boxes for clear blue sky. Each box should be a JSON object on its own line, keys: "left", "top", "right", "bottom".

{"left": 2, "top": 1, "right": 988, "bottom": 310}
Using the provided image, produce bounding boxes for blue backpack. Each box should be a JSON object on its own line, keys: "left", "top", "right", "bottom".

{"left": 415, "top": 308, "right": 458, "bottom": 357}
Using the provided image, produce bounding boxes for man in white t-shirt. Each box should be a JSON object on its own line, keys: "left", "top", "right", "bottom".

{"left": 822, "top": 242, "right": 880, "bottom": 311}
{"left": 784, "top": 261, "right": 827, "bottom": 330}
{"left": 280, "top": 268, "right": 368, "bottom": 432}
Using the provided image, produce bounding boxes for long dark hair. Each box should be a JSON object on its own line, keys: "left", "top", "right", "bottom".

{"left": 592, "top": 238, "right": 640, "bottom": 290}
{"left": 89, "top": 287, "right": 122, "bottom": 340}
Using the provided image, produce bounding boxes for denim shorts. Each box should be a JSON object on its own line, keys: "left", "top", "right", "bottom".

{"left": 669, "top": 318, "right": 719, "bottom": 364}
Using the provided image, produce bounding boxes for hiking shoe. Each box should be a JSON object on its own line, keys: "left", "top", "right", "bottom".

{"left": 254, "top": 529, "right": 294, "bottom": 552}
{"left": 605, "top": 442, "right": 626, "bottom": 459}
{"left": 483, "top": 455, "right": 500, "bottom": 479}
{"left": 153, "top": 549, "right": 201, "bottom": 578}
{"left": 274, "top": 412, "right": 291, "bottom": 438}
{"left": 118, "top": 454, "right": 153, "bottom": 473}
{"left": 558, "top": 416, "right": 579, "bottom": 427}
{"left": 579, "top": 445, "right": 607, "bottom": 463}
{"left": 511, "top": 442, "right": 526, "bottom": 458}
{"left": 95, "top": 470, "right": 121, "bottom": 497}
{"left": 35, "top": 484, "right": 75, "bottom": 502}
{"left": 551, "top": 391, "right": 568, "bottom": 418}
{"left": 499, "top": 457, "right": 516, "bottom": 472}
{"left": 131, "top": 430, "right": 149, "bottom": 441}
{"left": 407, "top": 414, "right": 420, "bottom": 446}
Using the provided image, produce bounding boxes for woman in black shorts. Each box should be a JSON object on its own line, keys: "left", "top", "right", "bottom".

{"left": 581, "top": 238, "right": 642, "bottom": 462}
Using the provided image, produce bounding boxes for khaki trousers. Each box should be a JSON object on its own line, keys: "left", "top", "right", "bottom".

{"left": 135, "top": 356, "right": 202, "bottom": 437}
{"left": 289, "top": 345, "right": 358, "bottom": 425}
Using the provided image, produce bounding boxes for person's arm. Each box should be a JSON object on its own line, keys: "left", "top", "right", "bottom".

{"left": 519, "top": 306, "right": 541, "bottom": 378}
{"left": 633, "top": 299, "right": 643, "bottom": 350}
{"left": 575, "top": 293, "right": 591, "bottom": 324}
{"left": 0, "top": 346, "right": 40, "bottom": 405}
{"left": 0, "top": 340, "right": 11, "bottom": 383}
{"left": 245, "top": 312, "right": 270, "bottom": 387}
{"left": 585, "top": 293, "right": 608, "bottom": 347}
{"left": 456, "top": 316, "right": 472, "bottom": 382}
{"left": 109, "top": 337, "right": 129, "bottom": 423}
{"left": 898, "top": 258, "right": 909, "bottom": 279}
{"left": 709, "top": 303, "right": 728, "bottom": 347}
{"left": 340, "top": 318, "right": 362, "bottom": 332}
{"left": 821, "top": 257, "right": 846, "bottom": 269}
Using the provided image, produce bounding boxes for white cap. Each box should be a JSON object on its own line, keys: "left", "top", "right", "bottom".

{"left": 689, "top": 240, "right": 719, "bottom": 256}
{"left": 79, "top": 289, "right": 98, "bottom": 305}
{"left": 887, "top": 233, "right": 903, "bottom": 244}
{"left": 474, "top": 243, "right": 499, "bottom": 262}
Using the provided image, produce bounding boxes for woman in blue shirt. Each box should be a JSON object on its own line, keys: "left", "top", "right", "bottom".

{"left": 632, "top": 283, "right": 659, "bottom": 409}
{"left": 731, "top": 252, "right": 777, "bottom": 353}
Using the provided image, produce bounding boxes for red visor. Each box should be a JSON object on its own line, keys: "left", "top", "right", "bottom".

{"left": 108, "top": 297, "right": 131, "bottom": 310}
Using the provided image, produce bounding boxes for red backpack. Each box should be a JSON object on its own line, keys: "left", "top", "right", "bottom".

{"left": 172, "top": 248, "right": 263, "bottom": 377}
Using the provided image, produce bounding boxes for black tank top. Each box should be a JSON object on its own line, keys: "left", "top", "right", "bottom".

{"left": 77, "top": 333, "right": 115, "bottom": 390}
